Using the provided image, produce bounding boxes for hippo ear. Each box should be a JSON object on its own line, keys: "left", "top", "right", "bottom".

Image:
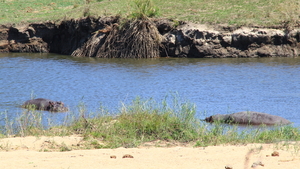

{"left": 205, "top": 116, "right": 213, "bottom": 122}
{"left": 49, "top": 101, "right": 55, "bottom": 106}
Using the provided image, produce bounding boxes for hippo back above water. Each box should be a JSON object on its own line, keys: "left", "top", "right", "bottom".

{"left": 22, "top": 98, "right": 68, "bottom": 112}
{"left": 205, "top": 111, "right": 291, "bottom": 126}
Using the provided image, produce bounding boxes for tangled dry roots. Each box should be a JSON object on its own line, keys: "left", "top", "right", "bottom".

{"left": 72, "top": 19, "right": 161, "bottom": 58}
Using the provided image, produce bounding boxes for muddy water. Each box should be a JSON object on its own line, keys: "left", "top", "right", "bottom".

{"left": 1, "top": 53, "right": 300, "bottom": 127}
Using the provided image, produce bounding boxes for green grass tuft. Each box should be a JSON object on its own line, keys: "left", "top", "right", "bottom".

{"left": 129, "top": 0, "right": 160, "bottom": 19}
{"left": 66, "top": 96, "right": 200, "bottom": 148}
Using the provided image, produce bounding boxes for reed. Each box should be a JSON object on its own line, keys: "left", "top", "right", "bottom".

{"left": 65, "top": 95, "right": 200, "bottom": 148}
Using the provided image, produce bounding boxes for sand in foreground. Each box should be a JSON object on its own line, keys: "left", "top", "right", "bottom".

{"left": 0, "top": 136, "right": 299, "bottom": 169}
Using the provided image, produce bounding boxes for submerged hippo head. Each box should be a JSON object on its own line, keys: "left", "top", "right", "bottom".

{"left": 22, "top": 98, "right": 68, "bottom": 112}
{"left": 204, "top": 114, "right": 230, "bottom": 123}
{"left": 204, "top": 116, "right": 214, "bottom": 123}
{"left": 48, "top": 101, "right": 69, "bottom": 112}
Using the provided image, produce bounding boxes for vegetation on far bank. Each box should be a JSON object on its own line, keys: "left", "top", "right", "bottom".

{"left": 0, "top": 0, "right": 299, "bottom": 27}
{"left": 1, "top": 95, "right": 300, "bottom": 150}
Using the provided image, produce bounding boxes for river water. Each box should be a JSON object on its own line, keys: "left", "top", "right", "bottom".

{"left": 1, "top": 53, "right": 300, "bottom": 127}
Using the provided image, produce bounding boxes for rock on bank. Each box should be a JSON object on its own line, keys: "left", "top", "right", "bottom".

{"left": 0, "top": 16, "right": 299, "bottom": 57}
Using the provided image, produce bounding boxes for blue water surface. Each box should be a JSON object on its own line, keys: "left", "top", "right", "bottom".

{"left": 1, "top": 53, "right": 300, "bottom": 127}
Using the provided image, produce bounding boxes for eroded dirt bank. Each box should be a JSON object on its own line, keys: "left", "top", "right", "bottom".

{"left": 0, "top": 16, "right": 300, "bottom": 57}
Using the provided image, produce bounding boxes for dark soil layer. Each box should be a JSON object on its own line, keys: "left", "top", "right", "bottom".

{"left": 0, "top": 16, "right": 300, "bottom": 58}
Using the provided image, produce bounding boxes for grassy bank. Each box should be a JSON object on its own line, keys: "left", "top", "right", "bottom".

{"left": 1, "top": 96, "right": 300, "bottom": 150}
{"left": 0, "top": 0, "right": 299, "bottom": 26}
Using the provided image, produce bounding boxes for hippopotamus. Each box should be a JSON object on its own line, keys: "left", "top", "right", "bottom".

{"left": 22, "top": 98, "right": 68, "bottom": 112}
{"left": 204, "top": 111, "right": 291, "bottom": 125}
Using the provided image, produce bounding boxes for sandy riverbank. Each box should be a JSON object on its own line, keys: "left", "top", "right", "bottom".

{"left": 0, "top": 136, "right": 299, "bottom": 169}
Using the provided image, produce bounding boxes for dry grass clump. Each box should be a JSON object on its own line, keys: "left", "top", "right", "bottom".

{"left": 72, "top": 18, "right": 161, "bottom": 58}
{"left": 72, "top": 0, "right": 161, "bottom": 58}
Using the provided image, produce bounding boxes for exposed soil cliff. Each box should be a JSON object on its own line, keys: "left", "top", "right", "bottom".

{"left": 0, "top": 16, "right": 299, "bottom": 57}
